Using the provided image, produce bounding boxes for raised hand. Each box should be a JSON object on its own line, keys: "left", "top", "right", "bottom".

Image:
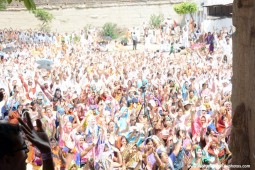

{"left": 92, "top": 135, "right": 99, "bottom": 145}
{"left": 214, "top": 148, "right": 219, "bottom": 156}
{"left": 184, "top": 153, "right": 191, "bottom": 166}
{"left": 18, "top": 112, "right": 51, "bottom": 154}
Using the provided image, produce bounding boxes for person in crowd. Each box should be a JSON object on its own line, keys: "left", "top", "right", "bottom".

{"left": 0, "top": 112, "right": 54, "bottom": 170}
{"left": 0, "top": 22, "right": 233, "bottom": 169}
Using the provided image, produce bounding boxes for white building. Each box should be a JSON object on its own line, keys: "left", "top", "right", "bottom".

{"left": 202, "top": 0, "right": 233, "bottom": 32}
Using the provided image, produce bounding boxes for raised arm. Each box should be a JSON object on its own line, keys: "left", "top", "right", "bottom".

{"left": 18, "top": 112, "right": 54, "bottom": 170}
{"left": 80, "top": 138, "right": 98, "bottom": 158}
{"left": 19, "top": 74, "right": 28, "bottom": 92}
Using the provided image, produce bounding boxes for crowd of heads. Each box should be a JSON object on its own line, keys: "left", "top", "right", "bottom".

{"left": 0, "top": 19, "right": 233, "bottom": 170}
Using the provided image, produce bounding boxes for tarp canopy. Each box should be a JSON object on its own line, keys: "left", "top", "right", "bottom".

{"left": 204, "top": 0, "right": 233, "bottom": 6}
{"left": 36, "top": 59, "right": 54, "bottom": 70}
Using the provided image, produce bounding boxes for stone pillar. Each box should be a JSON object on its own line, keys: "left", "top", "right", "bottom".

{"left": 231, "top": 0, "right": 255, "bottom": 169}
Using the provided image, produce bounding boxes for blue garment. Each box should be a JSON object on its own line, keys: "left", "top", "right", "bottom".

{"left": 182, "top": 84, "right": 189, "bottom": 100}
{"left": 57, "top": 107, "right": 65, "bottom": 115}
{"left": 68, "top": 115, "right": 74, "bottom": 123}
{"left": 208, "top": 110, "right": 214, "bottom": 116}
{"left": 105, "top": 106, "right": 111, "bottom": 112}
{"left": 169, "top": 152, "right": 176, "bottom": 163}
{"left": 1, "top": 105, "right": 8, "bottom": 118}
{"left": 116, "top": 107, "right": 129, "bottom": 135}
{"left": 208, "top": 122, "right": 218, "bottom": 133}
{"left": 174, "top": 148, "right": 185, "bottom": 170}
{"left": 125, "top": 132, "right": 144, "bottom": 146}
{"left": 137, "top": 79, "right": 149, "bottom": 89}
{"left": 75, "top": 152, "right": 81, "bottom": 167}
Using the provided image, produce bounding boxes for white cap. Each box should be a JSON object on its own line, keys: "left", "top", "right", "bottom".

{"left": 183, "top": 101, "right": 191, "bottom": 106}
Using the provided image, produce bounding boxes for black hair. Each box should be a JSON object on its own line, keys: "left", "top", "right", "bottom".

{"left": 0, "top": 123, "right": 21, "bottom": 159}
{"left": 206, "top": 127, "right": 212, "bottom": 136}
{"left": 53, "top": 88, "right": 62, "bottom": 101}
{"left": 13, "top": 85, "right": 17, "bottom": 90}
{"left": 0, "top": 91, "right": 3, "bottom": 102}
{"left": 145, "top": 138, "right": 154, "bottom": 145}
{"left": 22, "top": 109, "right": 29, "bottom": 115}
{"left": 176, "top": 128, "right": 186, "bottom": 138}
{"left": 157, "top": 152, "right": 162, "bottom": 158}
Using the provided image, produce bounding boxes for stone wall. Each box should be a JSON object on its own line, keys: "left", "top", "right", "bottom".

{"left": 0, "top": 2, "right": 183, "bottom": 33}
{"left": 230, "top": 0, "right": 255, "bottom": 169}
{"left": 7, "top": 0, "right": 184, "bottom": 8}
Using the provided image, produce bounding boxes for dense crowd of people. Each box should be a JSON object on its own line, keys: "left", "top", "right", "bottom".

{"left": 0, "top": 19, "right": 233, "bottom": 170}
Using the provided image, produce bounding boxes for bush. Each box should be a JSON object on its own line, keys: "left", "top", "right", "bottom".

{"left": 149, "top": 14, "right": 164, "bottom": 28}
{"left": 32, "top": 9, "right": 54, "bottom": 32}
{"left": 70, "top": 34, "right": 81, "bottom": 44}
{"left": 173, "top": 2, "right": 198, "bottom": 15}
{"left": 102, "top": 22, "right": 119, "bottom": 39}
{"left": 120, "top": 37, "right": 128, "bottom": 46}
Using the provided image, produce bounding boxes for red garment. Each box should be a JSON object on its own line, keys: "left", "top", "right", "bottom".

{"left": 173, "top": 20, "right": 177, "bottom": 28}
{"left": 216, "top": 119, "right": 226, "bottom": 133}
{"left": 19, "top": 75, "right": 37, "bottom": 100}
{"left": 8, "top": 111, "right": 20, "bottom": 125}
{"left": 207, "top": 139, "right": 220, "bottom": 156}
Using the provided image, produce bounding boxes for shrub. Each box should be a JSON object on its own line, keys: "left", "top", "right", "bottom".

{"left": 120, "top": 37, "right": 128, "bottom": 46}
{"left": 32, "top": 9, "right": 54, "bottom": 32}
{"left": 149, "top": 14, "right": 164, "bottom": 28}
{"left": 173, "top": 2, "right": 198, "bottom": 15}
{"left": 102, "top": 22, "right": 119, "bottom": 39}
{"left": 70, "top": 34, "right": 81, "bottom": 43}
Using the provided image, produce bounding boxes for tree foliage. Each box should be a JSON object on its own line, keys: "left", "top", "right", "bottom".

{"left": 32, "top": 9, "right": 54, "bottom": 32}
{"left": 173, "top": 2, "right": 198, "bottom": 15}
{"left": 102, "top": 22, "right": 119, "bottom": 39}
{"left": 0, "top": 0, "right": 36, "bottom": 10}
{"left": 149, "top": 14, "right": 164, "bottom": 28}
{"left": 0, "top": 0, "right": 8, "bottom": 10}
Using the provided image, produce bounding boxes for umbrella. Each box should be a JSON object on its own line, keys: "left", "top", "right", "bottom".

{"left": 36, "top": 59, "right": 54, "bottom": 70}
{"left": 2, "top": 47, "right": 15, "bottom": 52}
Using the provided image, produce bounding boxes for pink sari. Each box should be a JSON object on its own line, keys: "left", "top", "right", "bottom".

{"left": 191, "top": 116, "right": 207, "bottom": 136}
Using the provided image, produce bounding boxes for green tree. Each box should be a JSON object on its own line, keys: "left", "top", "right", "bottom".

{"left": 32, "top": 9, "right": 54, "bottom": 32}
{"left": 0, "top": 0, "right": 35, "bottom": 10}
{"left": 149, "top": 14, "right": 164, "bottom": 28}
{"left": 0, "top": 0, "right": 7, "bottom": 10}
{"left": 102, "top": 22, "right": 119, "bottom": 39}
{"left": 173, "top": 2, "right": 198, "bottom": 20}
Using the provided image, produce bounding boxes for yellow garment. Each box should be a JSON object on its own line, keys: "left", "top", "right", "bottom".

{"left": 189, "top": 96, "right": 198, "bottom": 104}
{"left": 83, "top": 110, "right": 94, "bottom": 128}
{"left": 125, "top": 152, "right": 142, "bottom": 168}
{"left": 27, "top": 145, "right": 35, "bottom": 164}
{"left": 204, "top": 103, "right": 211, "bottom": 109}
